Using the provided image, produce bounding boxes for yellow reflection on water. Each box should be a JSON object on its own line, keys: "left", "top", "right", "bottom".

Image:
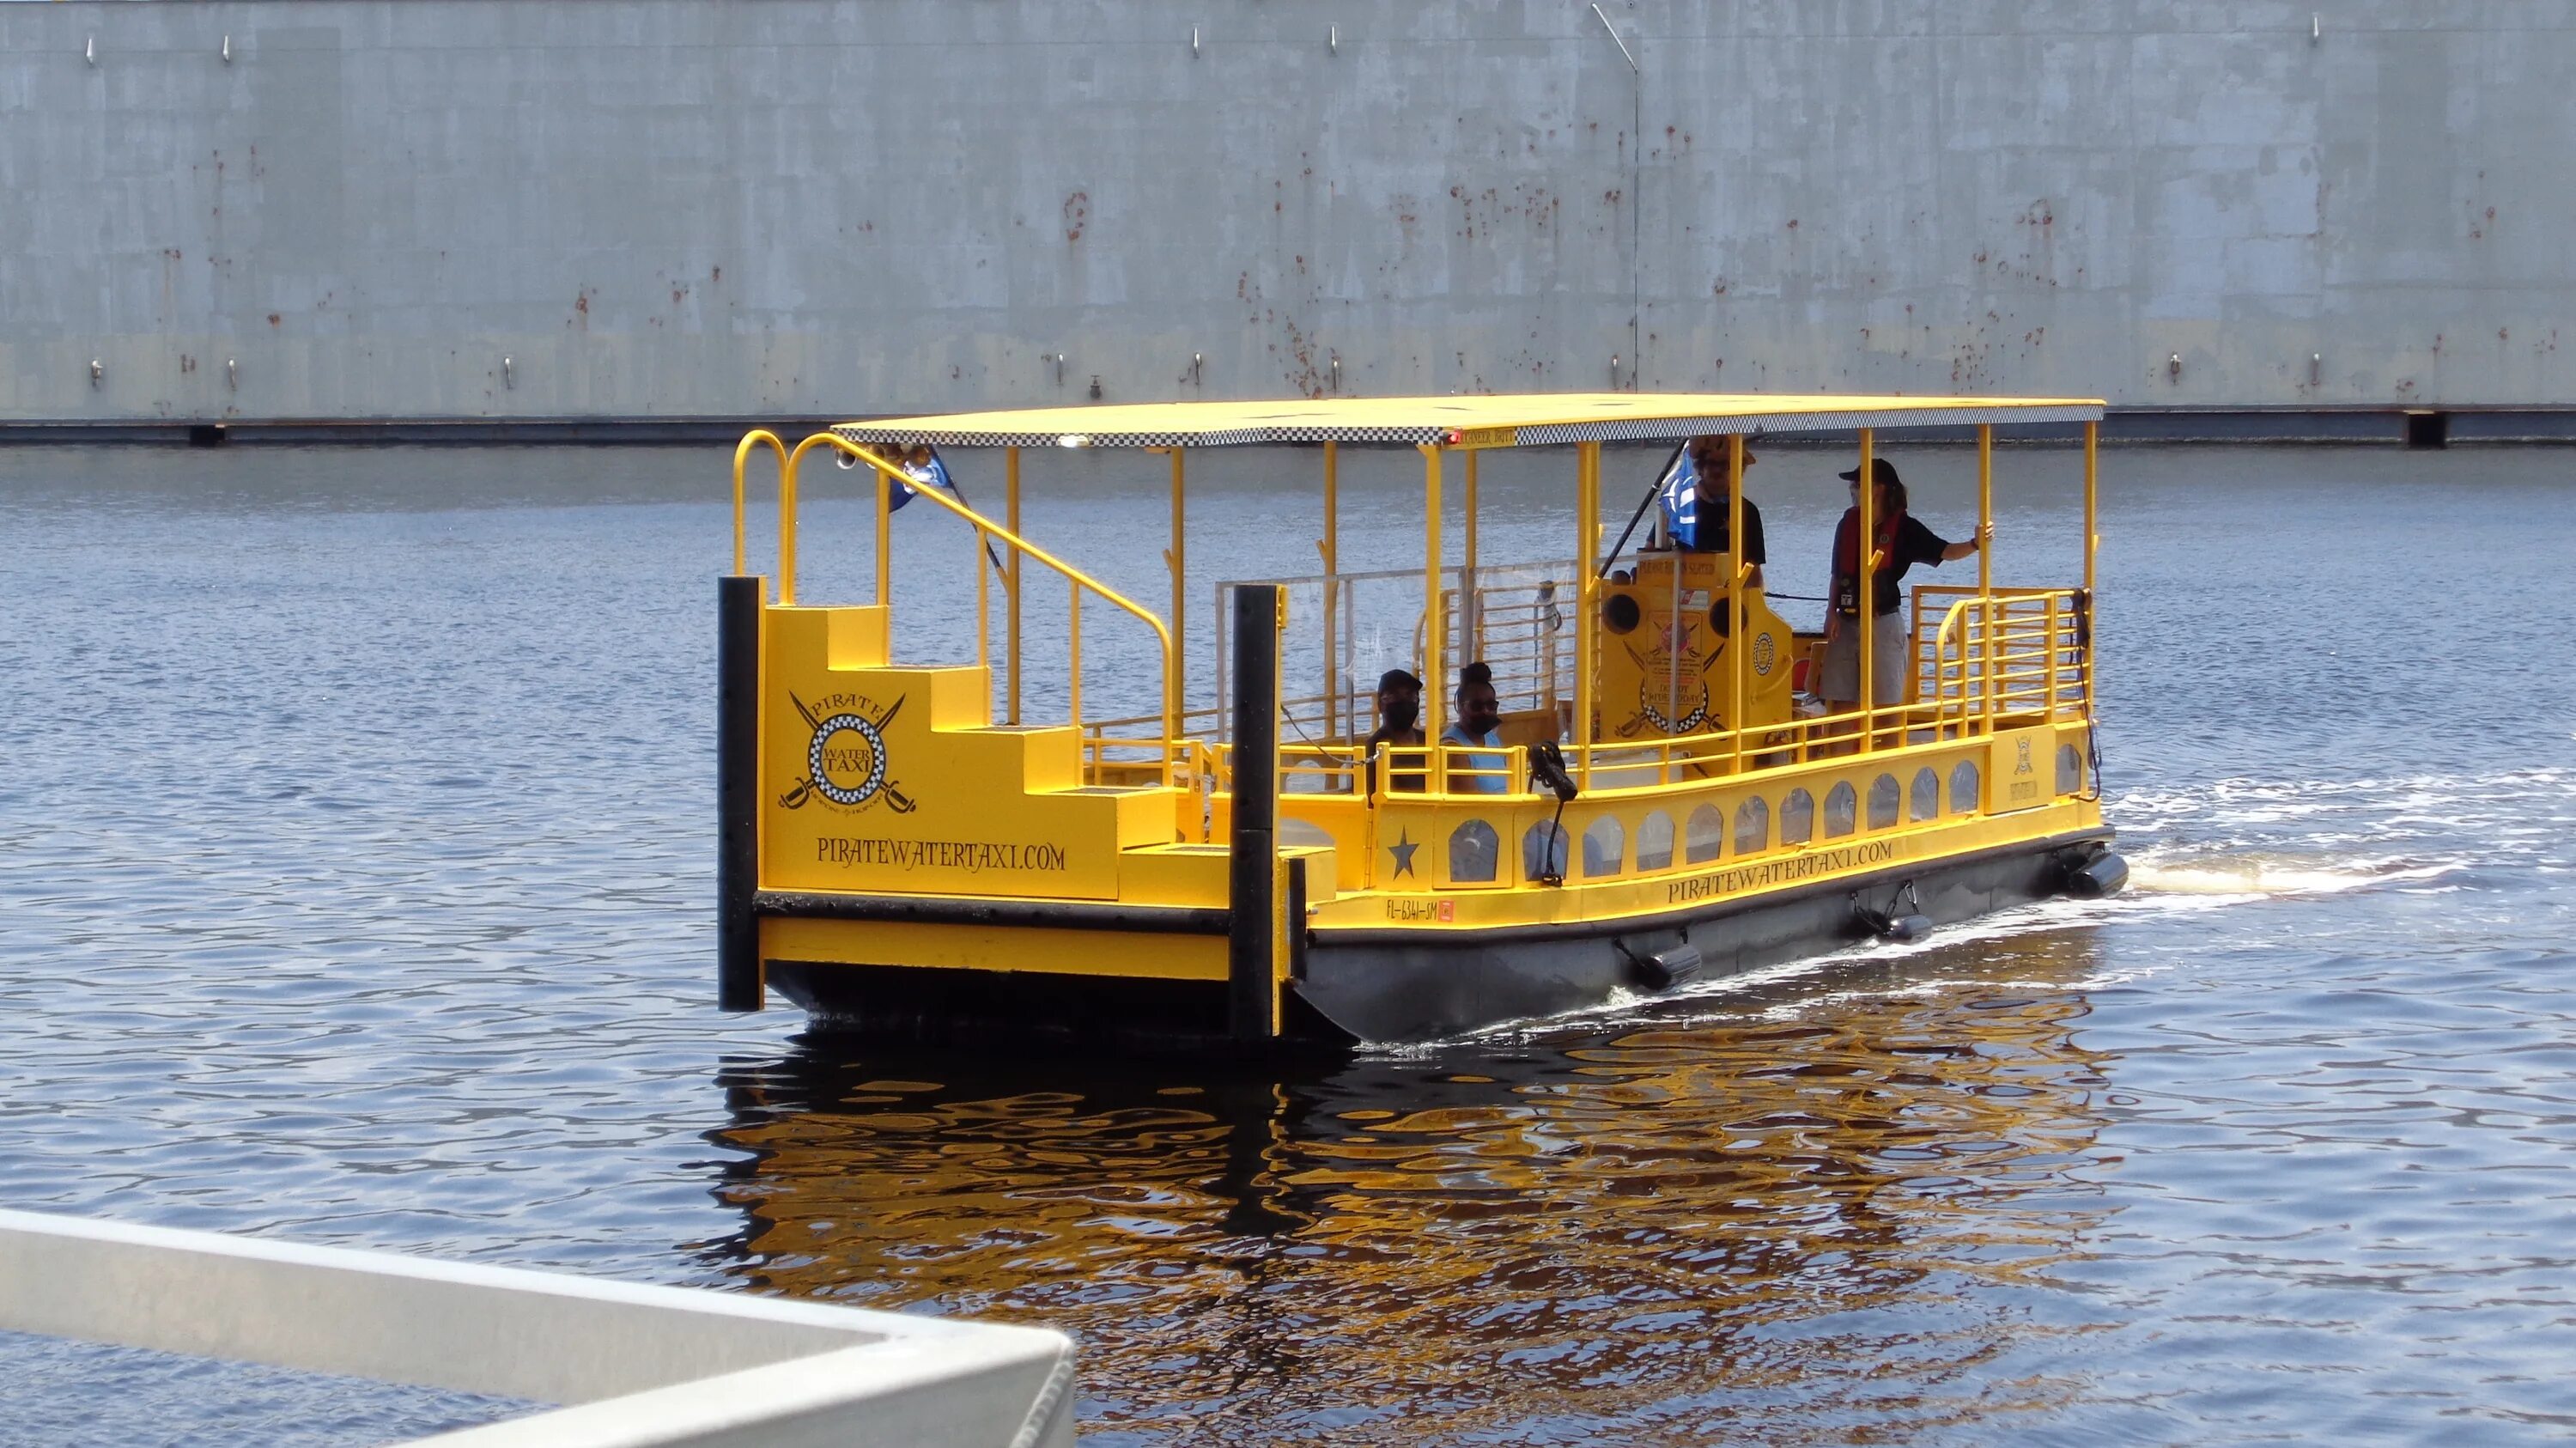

{"left": 707, "top": 928, "right": 2117, "bottom": 1441}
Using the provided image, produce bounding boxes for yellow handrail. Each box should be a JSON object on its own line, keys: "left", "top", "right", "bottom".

{"left": 1205, "top": 585, "right": 2089, "bottom": 806}
{"left": 729, "top": 429, "right": 787, "bottom": 581}
{"left": 776, "top": 431, "right": 1181, "bottom": 784}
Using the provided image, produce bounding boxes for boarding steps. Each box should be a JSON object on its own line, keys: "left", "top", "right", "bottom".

{"left": 759, "top": 605, "right": 1280, "bottom": 907}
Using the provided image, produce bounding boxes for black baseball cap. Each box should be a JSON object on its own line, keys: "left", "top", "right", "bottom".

{"left": 1376, "top": 668, "right": 1423, "bottom": 692}
{"left": 1838, "top": 457, "right": 1903, "bottom": 487}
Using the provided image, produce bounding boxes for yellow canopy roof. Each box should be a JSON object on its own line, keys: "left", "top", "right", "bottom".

{"left": 831, "top": 392, "right": 2103, "bottom": 449}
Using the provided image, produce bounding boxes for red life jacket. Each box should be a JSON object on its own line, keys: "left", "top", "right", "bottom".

{"left": 1830, "top": 507, "right": 1902, "bottom": 615}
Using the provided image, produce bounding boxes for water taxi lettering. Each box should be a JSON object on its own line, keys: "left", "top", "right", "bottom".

{"left": 1382, "top": 898, "right": 1456, "bottom": 922}
{"left": 780, "top": 691, "right": 916, "bottom": 814}
{"left": 817, "top": 837, "right": 1069, "bottom": 873}
{"left": 1664, "top": 839, "right": 1898, "bottom": 904}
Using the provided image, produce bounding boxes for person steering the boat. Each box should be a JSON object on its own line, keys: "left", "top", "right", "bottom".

{"left": 1661, "top": 434, "right": 1767, "bottom": 588}
{"left": 1817, "top": 457, "right": 1984, "bottom": 715}
{"left": 1364, "top": 667, "right": 1426, "bottom": 795}
{"left": 1443, "top": 662, "right": 1510, "bottom": 795}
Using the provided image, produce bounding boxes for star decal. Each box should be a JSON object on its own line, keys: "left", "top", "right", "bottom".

{"left": 1388, "top": 830, "right": 1420, "bottom": 879}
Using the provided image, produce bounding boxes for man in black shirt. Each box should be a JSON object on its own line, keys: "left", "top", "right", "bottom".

{"left": 1671, "top": 435, "right": 1766, "bottom": 589}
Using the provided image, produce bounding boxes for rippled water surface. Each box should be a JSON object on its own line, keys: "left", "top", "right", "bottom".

{"left": 3, "top": 443, "right": 2573, "bottom": 1444}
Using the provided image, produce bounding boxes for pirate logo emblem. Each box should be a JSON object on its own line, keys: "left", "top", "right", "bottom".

{"left": 2014, "top": 737, "right": 2034, "bottom": 776}
{"left": 1619, "top": 616, "right": 1715, "bottom": 737}
{"left": 781, "top": 691, "right": 918, "bottom": 813}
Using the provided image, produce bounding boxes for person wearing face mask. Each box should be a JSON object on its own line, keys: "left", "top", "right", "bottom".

{"left": 1364, "top": 668, "right": 1425, "bottom": 794}
{"left": 1442, "top": 661, "right": 1509, "bottom": 795}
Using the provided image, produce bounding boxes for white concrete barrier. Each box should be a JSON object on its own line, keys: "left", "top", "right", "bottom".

{"left": 0, "top": 1208, "right": 1075, "bottom": 1447}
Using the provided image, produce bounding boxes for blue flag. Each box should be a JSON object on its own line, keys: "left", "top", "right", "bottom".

{"left": 880, "top": 455, "right": 921, "bottom": 512}
{"left": 1656, "top": 453, "right": 1700, "bottom": 546}
{"left": 881, "top": 447, "right": 966, "bottom": 513}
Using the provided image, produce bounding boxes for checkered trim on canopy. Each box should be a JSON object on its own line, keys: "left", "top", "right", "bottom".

{"left": 827, "top": 393, "right": 2105, "bottom": 450}
{"left": 1513, "top": 402, "right": 2101, "bottom": 445}
{"left": 831, "top": 420, "right": 1451, "bottom": 447}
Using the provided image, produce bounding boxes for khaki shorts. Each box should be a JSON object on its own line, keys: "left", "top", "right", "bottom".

{"left": 1814, "top": 610, "right": 1907, "bottom": 707}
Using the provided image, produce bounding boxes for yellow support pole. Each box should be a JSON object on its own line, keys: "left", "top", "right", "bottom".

{"left": 874, "top": 452, "right": 892, "bottom": 609}
{"left": 1420, "top": 444, "right": 1445, "bottom": 746}
{"left": 1170, "top": 447, "right": 1188, "bottom": 710}
{"left": 2083, "top": 418, "right": 2099, "bottom": 710}
{"left": 2083, "top": 421, "right": 2099, "bottom": 599}
{"left": 1321, "top": 441, "right": 1339, "bottom": 739}
{"left": 1728, "top": 433, "right": 1746, "bottom": 776}
{"left": 1005, "top": 446, "right": 1023, "bottom": 725}
{"left": 1855, "top": 427, "right": 1875, "bottom": 753}
{"left": 1463, "top": 450, "right": 1481, "bottom": 662}
{"left": 1977, "top": 424, "right": 1994, "bottom": 595}
{"left": 1977, "top": 423, "right": 1995, "bottom": 735}
{"left": 1576, "top": 441, "right": 1601, "bottom": 789}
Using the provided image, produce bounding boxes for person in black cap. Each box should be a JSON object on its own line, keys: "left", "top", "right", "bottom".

{"left": 1364, "top": 667, "right": 1425, "bottom": 794}
{"left": 1816, "top": 456, "right": 1984, "bottom": 715}
{"left": 1668, "top": 435, "right": 1767, "bottom": 588}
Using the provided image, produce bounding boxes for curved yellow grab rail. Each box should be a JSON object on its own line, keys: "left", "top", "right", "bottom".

{"left": 780, "top": 430, "right": 1182, "bottom": 784}
{"left": 1928, "top": 594, "right": 1987, "bottom": 738}
{"left": 730, "top": 429, "right": 788, "bottom": 581}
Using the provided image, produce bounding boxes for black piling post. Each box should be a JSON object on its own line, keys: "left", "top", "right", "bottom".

{"left": 717, "top": 575, "right": 763, "bottom": 1011}
{"left": 1227, "top": 584, "right": 1283, "bottom": 1041}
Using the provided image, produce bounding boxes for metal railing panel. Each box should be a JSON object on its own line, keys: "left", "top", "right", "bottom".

{"left": 0, "top": 1209, "right": 1073, "bottom": 1448}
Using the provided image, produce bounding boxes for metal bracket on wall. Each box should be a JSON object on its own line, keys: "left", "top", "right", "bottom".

{"left": 1191, "top": 353, "right": 1203, "bottom": 386}
{"left": 1190, "top": 26, "right": 1200, "bottom": 58}
{"left": 227, "top": 358, "right": 237, "bottom": 391}
{"left": 222, "top": 35, "right": 231, "bottom": 64}
{"left": 89, "top": 360, "right": 102, "bottom": 387}
{"left": 2167, "top": 353, "right": 2182, "bottom": 381}
{"left": 1329, "top": 25, "right": 1337, "bottom": 55}
{"left": 1329, "top": 356, "right": 1340, "bottom": 393}
{"left": 85, "top": 36, "right": 95, "bottom": 66}
{"left": 502, "top": 356, "right": 514, "bottom": 390}
{"left": 1053, "top": 353, "right": 1066, "bottom": 387}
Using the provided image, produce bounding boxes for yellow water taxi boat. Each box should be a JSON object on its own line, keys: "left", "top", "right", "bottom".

{"left": 718, "top": 395, "right": 2125, "bottom": 1047}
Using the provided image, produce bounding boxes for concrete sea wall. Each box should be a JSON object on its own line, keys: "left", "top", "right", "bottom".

{"left": 8, "top": 1, "right": 2576, "bottom": 433}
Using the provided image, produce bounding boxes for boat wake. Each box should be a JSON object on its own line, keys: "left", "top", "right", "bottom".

{"left": 1374, "top": 770, "right": 2567, "bottom": 1050}
{"left": 2126, "top": 855, "right": 2463, "bottom": 898}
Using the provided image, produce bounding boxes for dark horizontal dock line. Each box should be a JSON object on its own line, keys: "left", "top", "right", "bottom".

{"left": 5, "top": 407, "right": 2576, "bottom": 447}
{"left": 0, "top": 417, "right": 846, "bottom": 447}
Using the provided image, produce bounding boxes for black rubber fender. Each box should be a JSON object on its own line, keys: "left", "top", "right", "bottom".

{"left": 2063, "top": 849, "right": 2129, "bottom": 899}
